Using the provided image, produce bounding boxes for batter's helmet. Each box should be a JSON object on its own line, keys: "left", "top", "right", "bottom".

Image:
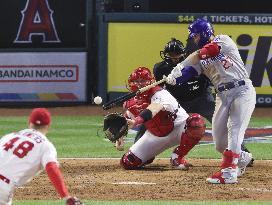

{"left": 160, "top": 38, "right": 186, "bottom": 66}
{"left": 188, "top": 18, "right": 214, "bottom": 48}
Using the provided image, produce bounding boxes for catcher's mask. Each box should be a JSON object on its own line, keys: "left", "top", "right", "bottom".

{"left": 127, "top": 67, "right": 155, "bottom": 93}
{"left": 160, "top": 38, "right": 186, "bottom": 66}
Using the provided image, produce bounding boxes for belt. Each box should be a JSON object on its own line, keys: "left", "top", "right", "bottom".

{"left": 217, "top": 80, "right": 245, "bottom": 92}
{"left": 0, "top": 174, "right": 10, "bottom": 184}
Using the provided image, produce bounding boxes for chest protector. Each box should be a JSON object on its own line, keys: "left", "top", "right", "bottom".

{"left": 132, "top": 86, "right": 176, "bottom": 137}
{"left": 125, "top": 86, "right": 175, "bottom": 137}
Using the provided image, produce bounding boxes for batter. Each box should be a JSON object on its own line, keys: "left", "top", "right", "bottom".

{"left": 166, "top": 18, "right": 256, "bottom": 184}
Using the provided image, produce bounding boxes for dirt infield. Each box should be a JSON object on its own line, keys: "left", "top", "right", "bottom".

{"left": 14, "top": 159, "right": 272, "bottom": 201}
{"left": 6, "top": 106, "right": 272, "bottom": 201}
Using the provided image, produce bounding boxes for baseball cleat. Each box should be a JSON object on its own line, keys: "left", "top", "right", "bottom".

{"left": 247, "top": 158, "right": 254, "bottom": 167}
{"left": 170, "top": 153, "right": 192, "bottom": 170}
{"left": 206, "top": 168, "right": 238, "bottom": 184}
{"left": 237, "top": 151, "right": 253, "bottom": 177}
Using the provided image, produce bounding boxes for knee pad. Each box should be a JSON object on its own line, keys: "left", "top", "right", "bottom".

{"left": 185, "top": 113, "right": 206, "bottom": 140}
{"left": 120, "top": 150, "right": 142, "bottom": 170}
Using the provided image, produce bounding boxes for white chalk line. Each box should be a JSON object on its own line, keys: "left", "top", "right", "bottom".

{"left": 58, "top": 158, "right": 272, "bottom": 162}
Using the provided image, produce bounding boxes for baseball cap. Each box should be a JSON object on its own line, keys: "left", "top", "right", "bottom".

{"left": 29, "top": 108, "right": 51, "bottom": 126}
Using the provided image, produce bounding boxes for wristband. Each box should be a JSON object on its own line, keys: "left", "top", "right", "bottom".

{"left": 139, "top": 109, "right": 153, "bottom": 121}
{"left": 134, "top": 109, "right": 153, "bottom": 126}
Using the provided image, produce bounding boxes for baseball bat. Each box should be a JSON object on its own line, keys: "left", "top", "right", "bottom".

{"left": 102, "top": 77, "right": 166, "bottom": 110}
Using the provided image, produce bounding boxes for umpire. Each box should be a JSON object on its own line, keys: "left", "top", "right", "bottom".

{"left": 154, "top": 38, "right": 215, "bottom": 123}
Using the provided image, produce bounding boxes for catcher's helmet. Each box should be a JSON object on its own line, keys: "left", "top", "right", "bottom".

{"left": 160, "top": 38, "right": 186, "bottom": 66}
{"left": 128, "top": 67, "right": 154, "bottom": 93}
{"left": 188, "top": 18, "right": 214, "bottom": 48}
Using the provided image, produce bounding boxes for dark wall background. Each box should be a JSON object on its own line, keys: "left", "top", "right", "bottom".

{"left": 100, "top": 0, "right": 272, "bottom": 13}
{"left": 0, "top": 0, "right": 86, "bottom": 48}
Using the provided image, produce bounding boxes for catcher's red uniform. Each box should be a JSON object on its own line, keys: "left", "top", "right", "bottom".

{"left": 124, "top": 86, "right": 175, "bottom": 137}
{"left": 120, "top": 66, "right": 205, "bottom": 170}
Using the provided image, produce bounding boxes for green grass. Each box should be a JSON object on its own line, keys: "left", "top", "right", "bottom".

{"left": 1, "top": 115, "right": 272, "bottom": 205}
{"left": 0, "top": 116, "right": 271, "bottom": 159}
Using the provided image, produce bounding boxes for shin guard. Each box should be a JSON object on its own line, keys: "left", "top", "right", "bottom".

{"left": 120, "top": 150, "right": 142, "bottom": 170}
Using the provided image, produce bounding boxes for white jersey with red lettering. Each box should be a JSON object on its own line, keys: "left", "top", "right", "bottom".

{"left": 180, "top": 34, "right": 256, "bottom": 154}
{"left": 0, "top": 129, "right": 58, "bottom": 187}
{"left": 129, "top": 89, "right": 189, "bottom": 162}
{"left": 150, "top": 89, "right": 189, "bottom": 125}
{"left": 127, "top": 89, "right": 189, "bottom": 125}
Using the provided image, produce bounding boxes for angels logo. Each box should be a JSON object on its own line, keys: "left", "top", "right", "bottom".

{"left": 14, "top": 0, "right": 60, "bottom": 43}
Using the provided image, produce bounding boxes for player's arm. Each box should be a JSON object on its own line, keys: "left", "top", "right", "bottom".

{"left": 166, "top": 65, "right": 199, "bottom": 85}
{"left": 45, "top": 162, "right": 84, "bottom": 205}
{"left": 127, "top": 103, "right": 163, "bottom": 129}
{"left": 182, "top": 42, "right": 220, "bottom": 65}
{"left": 45, "top": 162, "right": 69, "bottom": 198}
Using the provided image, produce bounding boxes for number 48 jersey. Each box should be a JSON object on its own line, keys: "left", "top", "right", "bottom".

{"left": 0, "top": 129, "right": 58, "bottom": 186}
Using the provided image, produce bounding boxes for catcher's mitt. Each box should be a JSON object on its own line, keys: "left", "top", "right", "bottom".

{"left": 103, "top": 112, "right": 128, "bottom": 142}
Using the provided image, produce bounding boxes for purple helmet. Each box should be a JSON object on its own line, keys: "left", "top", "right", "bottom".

{"left": 188, "top": 18, "right": 214, "bottom": 48}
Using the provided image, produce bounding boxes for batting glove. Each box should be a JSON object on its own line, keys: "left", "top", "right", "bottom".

{"left": 171, "top": 65, "right": 184, "bottom": 78}
{"left": 165, "top": 65, "right": 183, "bottom": 85}
{"left": 165, "top": 74, "right": 176, "bottom": 85}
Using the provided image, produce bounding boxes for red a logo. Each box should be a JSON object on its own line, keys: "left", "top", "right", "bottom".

{"left": 14, "top": 0, "right": 60, "bottom": 43}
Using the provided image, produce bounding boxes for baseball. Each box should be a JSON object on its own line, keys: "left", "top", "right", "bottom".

{"left": 94, "top": 96, "right": 102, "bottom": 105}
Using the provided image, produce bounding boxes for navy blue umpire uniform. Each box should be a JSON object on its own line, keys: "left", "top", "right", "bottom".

{"left": 154, "top": 38, "right": 215, "bottom": 123}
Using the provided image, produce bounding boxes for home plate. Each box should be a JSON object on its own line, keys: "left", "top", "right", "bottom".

{"left": 112, "top": 181, "right": 156, "bottom": 185}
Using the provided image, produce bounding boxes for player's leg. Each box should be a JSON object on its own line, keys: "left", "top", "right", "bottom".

{"left": 171, "top": 114, "right": 206, "bottom": 170}
{"left": 228, "top": 86, "right": 256, "bottom": 176}
{"left": 201, "top": 92, "right": 252, "bottom": 155}
{"left": 212, "top": 95, "right": 229, "bottom": 153}
{"left": 120, "top": 124, "right": 185, "bottom": 169}
{"left": 170, "top": 133, "right": 198, "bottom": 170}
{"left": 207, "top": 95, "right": 239, "bottom": 184}
{"left": 207, "top": 87, "right": 256, "bottom": 184}
{"left": 241, "top": 142, "right": 254, "bottom": 167}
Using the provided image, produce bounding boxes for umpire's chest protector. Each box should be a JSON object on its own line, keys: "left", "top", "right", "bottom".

{"left": 144, "top": 110, "right": 174, "bottom": 137}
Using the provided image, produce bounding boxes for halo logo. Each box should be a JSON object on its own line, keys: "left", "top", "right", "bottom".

{"left": 14, "top": 0, "right": 60, "bottom": 43}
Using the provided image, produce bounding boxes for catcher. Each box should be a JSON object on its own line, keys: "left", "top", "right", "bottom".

{"left": 104, "top": 67, "right": 206, "bottom": 170}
